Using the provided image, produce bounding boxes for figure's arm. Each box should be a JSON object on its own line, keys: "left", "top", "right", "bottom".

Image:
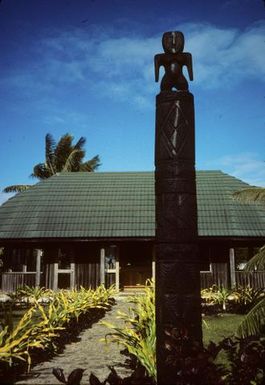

{"left": 154, "top": 54, "right": 161, "bottom": 82}
{"left": 185, "top": 53, "right": 193, "bottom": 81}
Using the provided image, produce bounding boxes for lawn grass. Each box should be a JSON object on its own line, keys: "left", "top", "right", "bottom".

{"left": 203, "top": 313, "right": 245, "bottom": 345}
{"left": 202, "top": 313, "right": 245, "bottom": 368}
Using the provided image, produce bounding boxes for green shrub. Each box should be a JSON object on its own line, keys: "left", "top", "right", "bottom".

{"left": 101, "top": 279, "right": 156, "bottom": 379}
{"left": 14, "top": 285, "right": 51, "bottom": 302}
{"left": 201, "top": 286, "right": 232, "bottom": 312}
{"left": 230, "top": 286, "right": 264, "bottom": 314}
{"left": 201, "top": 285, "right": 264, "bottom": 315}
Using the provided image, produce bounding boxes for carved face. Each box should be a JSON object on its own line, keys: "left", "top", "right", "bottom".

{"left": 162, "top": 31, "right": 184, "bottom": 54}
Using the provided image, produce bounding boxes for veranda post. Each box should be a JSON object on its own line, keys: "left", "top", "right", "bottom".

{"left": 154, "top": 31, "right": 202, "bottom": 384}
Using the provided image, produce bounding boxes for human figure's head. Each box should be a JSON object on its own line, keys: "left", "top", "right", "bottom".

{"left": 162, "top": 31, "right": 184, "bottom": 54}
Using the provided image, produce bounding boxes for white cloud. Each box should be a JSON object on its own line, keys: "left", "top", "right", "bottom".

{"left": 183, "top": 21, "right": 265, "bottom": 88}
{"left": 2, "top": 21, "right": 265, "bottom": 108}
{"left": 41, "top": 20, "right": 265, "bottom": 101}
{"left": 209, "top": 153, "right": 265, "bottom": 186}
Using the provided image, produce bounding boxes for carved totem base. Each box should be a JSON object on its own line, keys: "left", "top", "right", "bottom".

{"left": 155, "top": 91, "right": 202, "bottom": 385}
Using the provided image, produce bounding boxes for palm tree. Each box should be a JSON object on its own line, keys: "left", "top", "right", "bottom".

{"left": 233, "top": 186, "right": 265, "bottom": 337}
{"left": 233, "top": 187, "right": 265, "bottom": 270}
{"left": 233, "top": 188, "right": 265, "bottom": 204}
{"left": 3, "top": 133, "right": 100, "bottom": 193}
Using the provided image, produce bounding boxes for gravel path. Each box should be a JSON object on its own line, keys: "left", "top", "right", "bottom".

{"left": 14, "top": 296, "right": 134, "bottom": 385}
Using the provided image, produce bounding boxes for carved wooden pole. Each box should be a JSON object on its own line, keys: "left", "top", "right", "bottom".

{"left": 154, "top": 31, "right": 202, "bottom": 384}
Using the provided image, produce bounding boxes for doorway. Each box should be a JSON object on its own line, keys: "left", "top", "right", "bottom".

{"left": 120, "top": 243, "right": 152, "bottom": 289}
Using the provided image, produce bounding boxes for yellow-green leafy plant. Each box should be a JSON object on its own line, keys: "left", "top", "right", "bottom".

{"left": 14, "top": 285, "right": 52, "bottom": 302}
{"left": 201, "top": 285, "right": 264, "bottom": 315}
{"left": 201, "top": 286, "right": 219, "bottom": 305}
{"left": 101, "top": 280, "right": 156, "bottom": 379}
{"left": 0, "top": 285, "right": 115, "bottom": 371}
{"left": 201, "top": 285, "right": 231, "bottom": 311}
{"left": 231, "top": 286, "right": 264, "bottom": 309}
{"left": 49, "top": 285, "right": 115, "bottom": 324}
{"left": 213, "top": 287, "right": 231, "bottom": 311}
{"left": 0, "top": 304, "right": 60, "bottom": 369}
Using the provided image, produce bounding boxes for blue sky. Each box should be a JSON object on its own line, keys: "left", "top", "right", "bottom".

{"left": 0, "top": 0, "right": 264, "bottom": 204}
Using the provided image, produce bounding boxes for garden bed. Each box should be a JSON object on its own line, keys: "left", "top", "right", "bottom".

{"left": 0, "top": 285, "right": 116, "bottom": 383}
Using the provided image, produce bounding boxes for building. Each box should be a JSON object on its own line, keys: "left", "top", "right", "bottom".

{"left": 0, "top": 171, "right": 264, "bottom": 292}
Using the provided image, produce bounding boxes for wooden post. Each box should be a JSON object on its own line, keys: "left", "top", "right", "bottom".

{"left": 152, "top": 245, "right": 156, "bottom": 282}
{"left": 22, "top": 264, "right": 27, "bottom": 287}
{"left": 53, "top": 263, "right": 58, "bottom": 291}
{"left": 100, "top": 248, "right": 105, "bottom": 286}
{"left": 45, "top": 265, "right": 49, "bottom": 289}
{"left": 115, "top": 247, "right": 120, "bottom": 292}
{"left": 70, "top": 263, "right": 75, "bottom": 289}
{"left": 35, "top": 249, "right": 42, "bottom": 287}
{"left": 152, "top": 261, "right": 155, "bottom": 282}
{"left": 154, "top": 32, "right": 202, "bottom": 384}
{"left": 229, "top": 248, "right": 236, "bottom": 288}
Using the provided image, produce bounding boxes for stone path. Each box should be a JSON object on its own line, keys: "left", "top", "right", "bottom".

{"left": 15, "top": 296, "right": 134, "bottom": 385}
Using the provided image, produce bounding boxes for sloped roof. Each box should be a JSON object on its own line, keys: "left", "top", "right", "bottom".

{"left": 0, "top": 171, "right": 264, "bottom": 241}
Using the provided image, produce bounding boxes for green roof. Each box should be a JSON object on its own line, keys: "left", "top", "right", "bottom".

{"left": 0, "top": 171, "right": 264, "bottom": 240}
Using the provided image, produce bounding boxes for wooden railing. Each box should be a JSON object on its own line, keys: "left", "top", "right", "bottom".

{"left": 1, "top": 268, "right": 265, "bottom": 292}
{"left": 235, "top": 271, "right": 265, "bottom": 289}
{"left": 1, "top": 272, "right": 42, "bottom": 292}
{"left": 200, "top": 269, "right": 265, "bottom": 289}
{"left": 200, "top": 263, "right": 228, "bottom": 289}
{"left": 200, "top": 272, "right": 214, "bottom": 289}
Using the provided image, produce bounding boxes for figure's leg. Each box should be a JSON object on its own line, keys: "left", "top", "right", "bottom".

{"left": 160, "top": 75, "right": 172, "bottom": 91}
{"left": 176, "top": 74, "right": 188, "bottom": 91}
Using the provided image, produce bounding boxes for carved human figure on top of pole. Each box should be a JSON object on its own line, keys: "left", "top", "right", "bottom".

{"left": 154, "top": 31, "right": 193, "bottom": 91}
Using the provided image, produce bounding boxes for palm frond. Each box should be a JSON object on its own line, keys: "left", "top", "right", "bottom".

{"left": 80, "top": 155, "right": 101, "bottom": 172}
{"left": 62, "top": 149, "right": 85, "bottom": 172}
{"left": 31, "top": 163, "right": 53, "bottom": 180}
{"left": 7, "top": 133, "right": 100, "bottom": 189}
{"left": 233, "top": 188, "right": 265, "bottom": 204}
{"left": 245, "top": 245, "right": 265, "bottom": 271}
{"left": 3, "top": 185, "right": 32, "bottom": 193}
{"left": 54, "top": 134, "right": 74, "bottom": 171}
{"left": 237, "top": 297, "right": 265, "bottom": 338}
{"left": 233, "top": 187, "right": 265, "bottom": 272}
{"left": 45, "top": 133, "right": 56, "bottom": 174}
{"left": 73, "top": 136, "right": 86, "bottom": 151}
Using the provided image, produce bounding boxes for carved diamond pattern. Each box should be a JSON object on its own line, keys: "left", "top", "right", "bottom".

{"left": 158, "top": 100, "right": 189, "bottom": 159}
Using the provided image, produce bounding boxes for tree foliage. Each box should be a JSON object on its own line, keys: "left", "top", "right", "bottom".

{"left": 233, "top": 186, "right": 265, "bottom": 338}
{"left": 237, "top": 298, "right": 265, "bottom": 338}
{"left": 3, "top": 133, "right": 100, "bottom": 193}
{"left": 233, "top": 188, "right": 265, "bottom": 204}
{"left": 3, "top": 185, "right": 33, "bottom": 193}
